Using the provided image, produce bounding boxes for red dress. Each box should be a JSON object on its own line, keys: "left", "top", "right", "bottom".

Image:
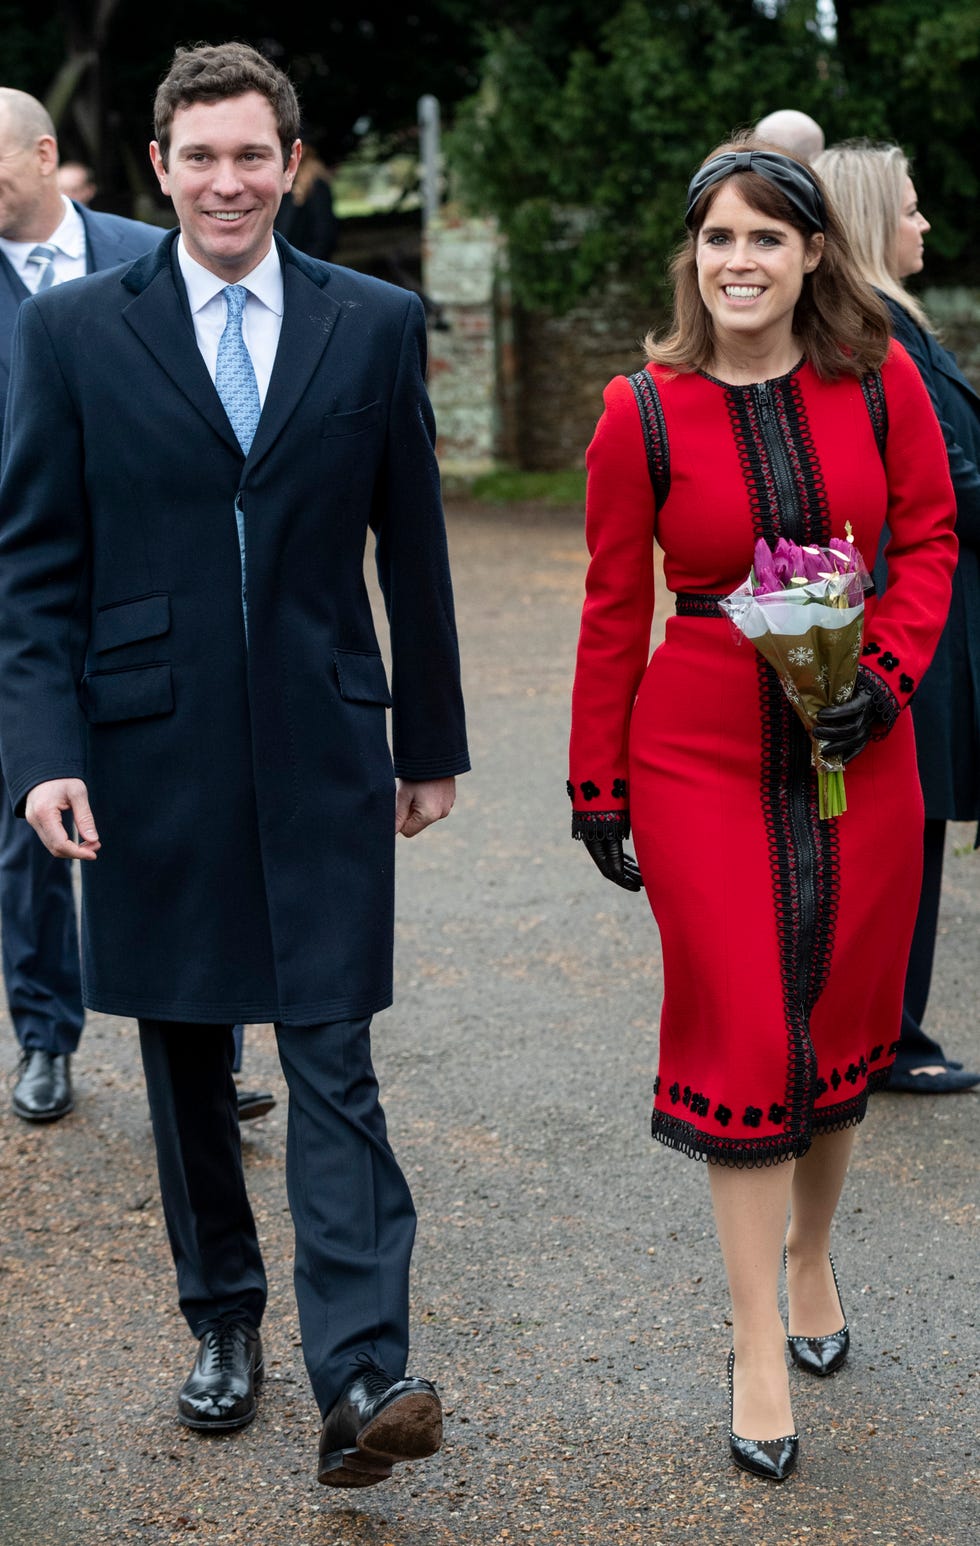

{"left": 568, "top": 347, "right": 957, "bottom": 1165}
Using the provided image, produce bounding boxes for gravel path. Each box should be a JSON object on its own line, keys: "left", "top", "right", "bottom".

{"left": 1, "top": 499, "right": 977, "bottom": 1545}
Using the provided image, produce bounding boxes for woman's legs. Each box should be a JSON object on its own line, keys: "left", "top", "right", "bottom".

{"left": 708, "top": 1159, "right": 796, "bottom": 1438}
{"left": 784, "top": 1125, "right": 857, "bottom": 1333}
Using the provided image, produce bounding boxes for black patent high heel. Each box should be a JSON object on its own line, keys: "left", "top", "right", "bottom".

{"left": 727, "top": 1349, "right": 799, "bottom": 1482}
{"left": 786, "top": 1251, "right": 850, "bottom": 1376}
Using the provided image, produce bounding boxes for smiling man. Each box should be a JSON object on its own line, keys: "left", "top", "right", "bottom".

{"left": 0, "top": 42, "right": 468, "bottom": 1488}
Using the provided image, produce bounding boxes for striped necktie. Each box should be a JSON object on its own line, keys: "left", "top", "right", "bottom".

{"left": 27, "top": 243, "right": 58, "bottom": 292}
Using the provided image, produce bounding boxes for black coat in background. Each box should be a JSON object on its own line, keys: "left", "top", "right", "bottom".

{"left": 0, "top": 232, "right": 469, "bottom": 1025}
{"left": 875, "top": 294, "right": 980, "bottom": 833}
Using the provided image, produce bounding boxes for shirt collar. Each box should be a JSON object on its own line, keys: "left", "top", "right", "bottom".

{"left": 177, "top": 236, "right": 284, "bottom": 317}
{"left": 0, "top": 194, "right": 87, "bottom": 269}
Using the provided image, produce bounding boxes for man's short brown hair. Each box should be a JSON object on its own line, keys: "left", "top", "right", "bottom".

{"left": 153, "top": 41, "right": 301, "bottom": 169}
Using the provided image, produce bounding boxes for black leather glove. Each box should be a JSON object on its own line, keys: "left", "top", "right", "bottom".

{"left": 815, "top": 686, "right": 877, "bottom": 765}
{"left": 582, "top": 834, "right": 644, "bottom": 891}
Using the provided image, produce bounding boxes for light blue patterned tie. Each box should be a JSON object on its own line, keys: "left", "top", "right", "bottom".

{"left": 214, "top": 285, "right": 260, "bottom": 640}
{"left": 27, "top": 243, "right": 58, "bottom": 292}
{"left": 215, "top": 284, "right": 260, "bottom": 455}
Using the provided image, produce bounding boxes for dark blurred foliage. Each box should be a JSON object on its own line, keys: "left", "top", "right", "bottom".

{"left": 4, "top": 3, "right": 978, "bottom": 306}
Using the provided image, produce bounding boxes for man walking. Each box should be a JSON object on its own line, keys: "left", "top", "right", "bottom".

{"left": 0, "top": 41, "right": 468, "bottom": 1490}
{"left": 0, "top": 87, "right": 164, "bottom": 1122}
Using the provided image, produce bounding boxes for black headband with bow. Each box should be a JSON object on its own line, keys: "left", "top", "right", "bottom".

{"left": 685, "top": 150, "right": 827, "bottom": 233}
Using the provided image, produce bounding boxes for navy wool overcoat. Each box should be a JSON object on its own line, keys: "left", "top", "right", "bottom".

{"left": 875, "top": 295, "right": 980, "bottom": 832}
{"left": 0, "top": 232, "right": 469, "bottom": 1024}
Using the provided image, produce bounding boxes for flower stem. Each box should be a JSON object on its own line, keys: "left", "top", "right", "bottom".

{"left": 817, "top": 768, "right": 847, "bottom": 819}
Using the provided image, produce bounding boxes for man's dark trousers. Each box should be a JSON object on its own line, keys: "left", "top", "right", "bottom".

{"left": 137, "top": 1015, "right": 417, "bottom": 1414}
{"left": 0, "top": 791, "right": 82, "bottom": 1053}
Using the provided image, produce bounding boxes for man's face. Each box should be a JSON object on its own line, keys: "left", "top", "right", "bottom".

{"left": 150, "top": 92, "right": 299, "bottom": 282}
{"left": 0, "top": 112, "right": 57, "bottom": 241}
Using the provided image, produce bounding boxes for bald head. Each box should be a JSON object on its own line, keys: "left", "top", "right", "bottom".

{"left": 0, "top": 86, "right": 56, "bottom": 146}
{"left": 0, "top": 86, "right": 64, "bottom": 241}
{"left": 754, "top": 109, "right": 825, "bottom": 162}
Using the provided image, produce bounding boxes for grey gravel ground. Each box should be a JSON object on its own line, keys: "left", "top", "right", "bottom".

{"left": 1, "top": 498, "right": 977, "bottom": 1546}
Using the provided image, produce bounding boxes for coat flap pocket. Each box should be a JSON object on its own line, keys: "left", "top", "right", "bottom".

{"left": 92, "top": 594, "right": 170, "bottom": 654}
{"left": 82, "top": 663, "right": 174, "bottom": 724}
{"left": 333, "top": 649, "right": 392, "bottom": 706}
{"left": 321, "top": 402, "right": 382, "bottom": 439}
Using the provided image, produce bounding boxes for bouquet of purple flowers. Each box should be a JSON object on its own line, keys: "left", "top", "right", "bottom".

{"left": 719, "top": 527, "right": 872, "bottom": 818}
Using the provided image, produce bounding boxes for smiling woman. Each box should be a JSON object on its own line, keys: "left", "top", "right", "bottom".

{"left": 567, "top": 130, "right": 958, "bottom": 1481}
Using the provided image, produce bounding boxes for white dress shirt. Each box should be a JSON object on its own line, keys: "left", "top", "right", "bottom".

{"left": 176, "top": 237, "right": 284, "bottom": 407}
{"left": 0, "top": 196, "right": 88, "bottom": 290}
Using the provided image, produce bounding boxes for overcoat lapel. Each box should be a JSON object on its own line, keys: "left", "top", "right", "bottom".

{"left": 118, "top": 230, "right": 343, "bottom": 463}
{"left": 248, "top": 251, "right": 343, "bottom": 466}
{"left": 0, "top": 252, "right": 29, "bottom": 386}
{"left": 121, "top": 233, "right": 239, "bottom": 452}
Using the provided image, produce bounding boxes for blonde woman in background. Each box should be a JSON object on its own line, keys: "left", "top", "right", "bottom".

{"left": 816, "top": 140, "right": 980, "bottom": 1095}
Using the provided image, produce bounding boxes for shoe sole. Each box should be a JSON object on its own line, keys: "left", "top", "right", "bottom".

{"left": 11, "top": 1099, "right": 74, "bottom": 1123}
{"left": 177, "top": 1361, "right": 263, "bottom": 1432}
{"left": 237, "top": 1099, "right": 277, "bottom": 1121}
{"left": 319, "top": 1390, "right": 443, "bottom": 1488}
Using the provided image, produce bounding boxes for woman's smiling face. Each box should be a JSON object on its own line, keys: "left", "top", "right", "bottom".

{"left": 695, "top": 182, "right": 823, "bottom": 354}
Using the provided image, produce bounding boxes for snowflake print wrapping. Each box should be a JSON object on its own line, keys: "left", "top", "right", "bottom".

{"left": 719, "top": 534, "right": 873, "bottom": 818}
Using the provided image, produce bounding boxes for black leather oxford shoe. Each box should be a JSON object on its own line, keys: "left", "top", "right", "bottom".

{"left": 318, "top": 1354, "right": 443, "bottom": 1487}
{"left": 235, "top": 1086, "right": 277, "bottom": 1121}
{"left": 178, "top": 1321, "right": 263, "bottom": 1431}
{"left": 12, "top": 1050, "right": 73, "bottom": 1122}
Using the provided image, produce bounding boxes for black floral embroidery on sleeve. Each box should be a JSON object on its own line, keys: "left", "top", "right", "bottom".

{"left": 878, "top": 651, "right": 899, "bottom": 672}
{"left": 899, "top": 674, "right": 914, "bottom": 695}
{"left": 743, "top": 1106, "right": 762, "bottom": 1128}
{"left": 566, "top": 780, "right": 575, "bottom": 801}
{"left": 612, "top": 778, "right": 628, "bottom": 800}
{"left": 580, "top": 781, "right": 600, "bottom": 801}
{"left": 767, "top": 1103, "right": 787, "bottom": 1125}
{"left": 862, "top": 641, "right": 881, "bottom": 656}
{"left": 714, "top": 1104, "right": 732, "bottom": 1127}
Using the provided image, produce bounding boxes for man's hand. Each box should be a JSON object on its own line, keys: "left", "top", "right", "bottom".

{"left": 395, "top": 777, "right": 456, "bottom": 838}
{"left": 25, "top": 778, "right": 101, "bottom": 860}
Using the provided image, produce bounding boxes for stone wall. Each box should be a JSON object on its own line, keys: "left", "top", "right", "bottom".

{"left": 422, "top": 212, "right": 513, "bottom": 478}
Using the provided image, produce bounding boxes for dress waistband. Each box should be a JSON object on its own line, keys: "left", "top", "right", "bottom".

{"left": 674, "top": 591, "right": 727, "bottom": 617}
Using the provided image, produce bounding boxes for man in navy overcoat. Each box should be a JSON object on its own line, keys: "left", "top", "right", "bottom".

{"left": 0, "top": 86, "right": 165, "bottom": 1123}
{"left": 0, "top": 44, "right": 469, "bottom": 1488}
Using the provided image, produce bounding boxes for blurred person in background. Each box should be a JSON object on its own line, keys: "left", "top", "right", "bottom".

{"left": 816, "top": 138, "right": 980, "bottom": 1094}
{"left": 56, "top": 159, "right": 97, "bottom": 205}
{"left": 754, "top": 108, "right": 825, "bottom": 162}
{"left": 0, "top": 87, "right": 162, "bottom": 1123}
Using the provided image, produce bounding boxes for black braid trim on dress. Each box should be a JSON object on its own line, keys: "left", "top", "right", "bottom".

{"left": 627, "top": 369, "right": 671, "bottom": 510}
{"left": 811, "top": 1066, "right": 893, "bottom": 1133}
{"left": 571, "top": 810, "right": 631, "bottom": 841}
{"left": 860, "top": 369, "right": 888, "bottom": 462}
{"left": 650, "top": 1107, "right": 815, "bottom": 1167}
{"left": 785, "top": 373, "right": 831, "bottom": 542}
{"left": 807, "top": 774, "right": 840, "bottom": 1008}
{"left": 729, "top": 377, "right": 836, "bottom": 1149}
{"left": 757, "top": 664, "right": 820, "bottom": 1145}
{"left": 724, "top": 390, "right": 773, "bottom": 541}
